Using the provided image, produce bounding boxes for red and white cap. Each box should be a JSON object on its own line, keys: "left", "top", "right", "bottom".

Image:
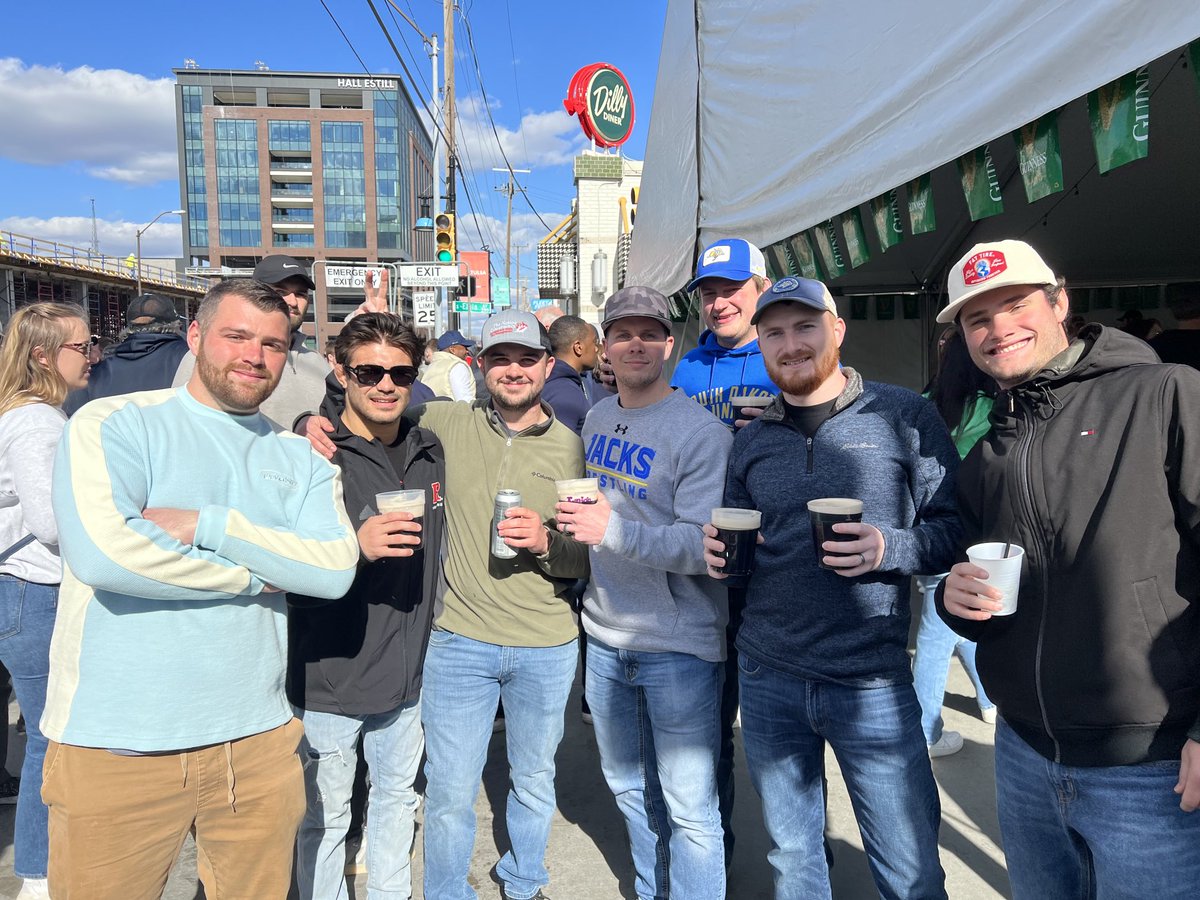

{"left": 938, "top": 240, "right": 1058, "bottom": 324}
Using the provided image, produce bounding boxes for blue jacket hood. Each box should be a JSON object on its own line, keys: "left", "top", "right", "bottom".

{"left": 669, "top": 331, "right": 776, "bottom": 428}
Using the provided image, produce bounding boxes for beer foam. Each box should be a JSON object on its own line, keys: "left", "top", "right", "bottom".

{"left": 806, "top": 498, "right": 862, "bottom": 515}
{"left": 711, "top": 508, "right": 762, "bottom": 530}
{"left": 555, "top": 477, "right": 599, "bottom": 501}
{"left": 377, "top": 490, "right": 425, "bottom": 517}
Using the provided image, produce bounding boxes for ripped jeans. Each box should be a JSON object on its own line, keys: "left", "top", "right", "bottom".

{"left": 294, "top": 699, "right": 424, "bottom": 900}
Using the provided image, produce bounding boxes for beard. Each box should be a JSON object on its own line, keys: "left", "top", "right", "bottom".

{"left": 486, "top": 373, "right": 541, "bottom": 415}
{"left": 766, "top": 341, "right": 840, "bottom": 398}
{"left": 196, "top": 353, "right": 280, "bottom": 414}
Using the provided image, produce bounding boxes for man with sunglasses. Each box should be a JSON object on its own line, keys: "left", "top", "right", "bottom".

{"left": 300, "top": 308, "right": 588, "bottom": 900}
{"left": 288, "top": 313, "right": 445, "bottom": 900}
{"left": 175, "top": 255, "right": 329, "bottom": 429}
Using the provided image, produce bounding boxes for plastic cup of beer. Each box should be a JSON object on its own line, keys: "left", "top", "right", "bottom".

{"left": 732, "top": 393, "right": 774, "bottom": 410}
{"left": 711, "top": 508, "right": 762, "bottom": 577}
{"left": 376, "top": 489, "right": 425, "bottom": 518}
{"left": 966, "top": 542, "right": 1025, "bottom": 616}
{"left": 556, "top": 478, "right": 600, "bottom": 505}
{"left": 807, "top": 498, "right": 863, "bottom": 569}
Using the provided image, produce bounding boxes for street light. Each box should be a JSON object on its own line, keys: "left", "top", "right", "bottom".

{"left": 135, "top": 209, "right": 186, "bottom": 294}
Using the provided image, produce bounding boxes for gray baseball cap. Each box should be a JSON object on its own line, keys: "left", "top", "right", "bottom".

{"left": 480, "top": 309, "right": 551, "bottom": 353}
{"left": 601, "top": 286, "right": 673, "bottom": 333}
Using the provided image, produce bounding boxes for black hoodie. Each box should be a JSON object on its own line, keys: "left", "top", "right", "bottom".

{"left": 64, "top": 331, "right": 189, "bottom": 414}
{"left": 939, "top": 325, "right": 1200, "bottom": 765}
{"left": 287, "top": 375, "right": 446, "bottom": 715}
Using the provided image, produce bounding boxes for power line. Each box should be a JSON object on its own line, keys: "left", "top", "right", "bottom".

{"left": 458, "top": 8, "right": 554, "bottom": 232}
{"left": 503, "top": 0, "right": 530, "bottom": 163}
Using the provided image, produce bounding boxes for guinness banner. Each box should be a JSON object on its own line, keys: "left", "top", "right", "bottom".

{"left": 957, "top": 144, "right": 1004, "bottom": 221}
{"left": 838, "top": 208, "right": 871, "bottom": 269}
{"left": 1190, "top": 42, "right": 1200, "bottom": 99}
{"left": 787, "top": 232, "right": 821, "bottom": 280}
{"left": 906, "top": 174, "right": 936, "bottom": 235}
{"left": 869, "top": 189, "right": 905, "bottom": 251}
{"left": 1013, "top": 112, "right": 1064, "bottom": 203}
{"left": 1088, "top": 66, "right": 1149, "bottom": 174}
{"left": 811, "top": 221, "right": 846, "bottom": 279}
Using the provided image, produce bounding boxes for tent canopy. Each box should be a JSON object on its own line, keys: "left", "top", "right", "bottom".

{"left": 628, "top": 0, "right": 1200, "bottom": 296}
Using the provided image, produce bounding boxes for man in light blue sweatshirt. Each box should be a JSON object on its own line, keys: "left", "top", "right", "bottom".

{"left": 45, "top": 279, "right": 359, "bottom": 899}
{"left": 557, "top": 286, "right": 732, "bottom": 900}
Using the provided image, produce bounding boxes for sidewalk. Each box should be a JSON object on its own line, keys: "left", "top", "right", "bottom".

{"left": 0, "top": 656, "right": 1009, "bottom": 899}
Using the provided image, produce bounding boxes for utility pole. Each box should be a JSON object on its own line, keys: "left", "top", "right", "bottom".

{"left": 493, "top": 167, "right": 530, "bottom": 279}
{"left": 513, "top": 243, "right": 528, "bottom": 309}
{"left": 443, "top": 0, "right": 459, "bottom": 330}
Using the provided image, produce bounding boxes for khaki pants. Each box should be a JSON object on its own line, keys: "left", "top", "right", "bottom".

{"left": 43, "top": 718, "right": 305, "bottom": 899}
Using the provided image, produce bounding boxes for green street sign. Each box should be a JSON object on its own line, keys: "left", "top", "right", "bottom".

{"left": 453, "top": 301, "right": 493, "bottom": 314}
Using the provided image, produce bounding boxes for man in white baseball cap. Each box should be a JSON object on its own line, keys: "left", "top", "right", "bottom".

{"left": 937, "top": 239, "right": 1200, "bottom": 898}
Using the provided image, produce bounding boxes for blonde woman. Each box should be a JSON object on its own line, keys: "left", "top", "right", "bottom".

{"left": 0, "top": 302, "right": 90, "bottom": 900}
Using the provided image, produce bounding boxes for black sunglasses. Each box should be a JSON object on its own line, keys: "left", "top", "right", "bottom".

{"left": 345, "top": 364, "right": 419, "bottom": 387}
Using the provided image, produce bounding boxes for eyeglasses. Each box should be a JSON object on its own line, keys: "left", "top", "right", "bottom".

{"left": 345, "top": 364, "right": 419, "bottom": 387}
{"left": 61, "top": 341, "right": 93, "bottom": 357}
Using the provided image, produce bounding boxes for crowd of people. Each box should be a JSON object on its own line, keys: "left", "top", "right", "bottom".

{"left": 0, "top": 237, "right": 1198, "bottom": 900}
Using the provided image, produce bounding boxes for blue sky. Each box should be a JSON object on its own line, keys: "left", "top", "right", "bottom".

{"left": 0, "top": 0, "right": 667, "bottom": 285}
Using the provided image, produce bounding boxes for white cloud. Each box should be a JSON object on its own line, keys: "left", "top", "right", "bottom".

{"left": 453, "top": 93, "right": 588, "bottom": 173}
{"left": 0, "top": 58, "right": 177, "bottom": 185}
{"left": 0, "top": 215, "right": 183, "bottom": 260}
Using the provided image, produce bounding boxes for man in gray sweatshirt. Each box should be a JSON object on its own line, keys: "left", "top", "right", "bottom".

{"left": 556, "top": 286, "right": 732, "bottom": 900}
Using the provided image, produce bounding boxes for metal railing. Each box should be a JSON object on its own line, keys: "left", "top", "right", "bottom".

{"left": 0, "top": 230, "right": 208, "bottom": 293}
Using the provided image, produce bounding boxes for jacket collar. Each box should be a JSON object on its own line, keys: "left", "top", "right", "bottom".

{"left": 759, "top": 367, "right": 864, "bottom": 423}
{"left": 481, "top": 399, "right": 558, "bottom": 438}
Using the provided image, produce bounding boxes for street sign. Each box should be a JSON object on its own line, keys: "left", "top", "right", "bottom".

{"left": 399, "top": 264, "right": 460, "bottom": 288}
{"left": 325, "top": 265, "right": 377, "bottom": 290}
{"left": 413, "top": 291, "right": 438, "bottom": 331}
{"left": 453, "top": 301, "right": 493, "bottom": 314}
{"left": 492, "top": 276, "right": 511, "bottom": 308}
{"left": 531, "top": 298, "right": 554, "bottom": 311}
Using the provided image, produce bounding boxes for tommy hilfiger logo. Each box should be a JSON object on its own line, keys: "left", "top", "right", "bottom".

{"left": 1080, "top": 429, "right": 1096, "bottom": 437}
{"left": 614, "top": 424, "right": 629, "bottom": 435}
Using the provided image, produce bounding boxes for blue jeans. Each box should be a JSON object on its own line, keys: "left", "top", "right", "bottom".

{"left": 738, "top": 653, "right": 946, "bottom": 900}
{"left": 995, "top": 718, "right": 1200, "bottom": 899}
{"left": 912, "top": 575, "right": 993, "bottom": 743}
{"left": 585, "top": 637, "right": 725, "bottom": 900}
{"left": 0, "top": 576, "right": 55, "bottom": 879}
{"left": 295, "top": 699, "right": 424, "bottom": 900}
{"left": 421, "top": 631, "right": 577, "bottom": 900}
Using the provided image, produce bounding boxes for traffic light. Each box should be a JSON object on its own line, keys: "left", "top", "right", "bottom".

{"left": 435, "top": 213, "right": 456, "bottom": 264}
{"left": 458, "top": 275, "right": 477, "bottom": 298}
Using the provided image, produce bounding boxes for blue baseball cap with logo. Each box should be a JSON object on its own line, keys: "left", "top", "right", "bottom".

{"left": 686, "top": 238, "right": 768, "bottom": 292}
{"left": 750, "top": 276, "right": 839, "bottom": 324}
{"left": 436, "top": 329, "right": 472, "bottom": 351}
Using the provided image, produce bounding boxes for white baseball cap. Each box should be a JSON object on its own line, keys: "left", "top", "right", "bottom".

{"left": 938, "top": 240, "right": 1058, "bottom": 324}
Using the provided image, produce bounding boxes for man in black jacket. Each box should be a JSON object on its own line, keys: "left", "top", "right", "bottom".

{"left": 64, "top": 294, "right": 188, "bottom": 414}
{"left": 288, "top": 313, "right": 446, "bottom": 900}
{"left": 543, "top": 315, "right": 601, "bottom": 436}
{"left": 938, "top": 239, "right": 1200, "bottom": 898}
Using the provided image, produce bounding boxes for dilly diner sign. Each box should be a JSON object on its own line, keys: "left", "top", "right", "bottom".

{"left": 564, "top": 63, "right": 635, "bottom": 148}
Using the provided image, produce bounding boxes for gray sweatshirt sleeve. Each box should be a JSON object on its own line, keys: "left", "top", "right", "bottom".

{"left": 600, "top": 417, "right": 733, "bottom": 574}
{"left": 11, "top": 423, "right": 66, "bottom": 545}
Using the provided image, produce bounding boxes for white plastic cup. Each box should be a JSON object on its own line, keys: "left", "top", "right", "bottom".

{"left": 555, "top": 477, "right": 600, "bottom": 504}
{"left": 376, "top": 489, "right": 425, "bottom": 518}
{"left": 966, "top": 542, "right": 1025, "bottom": 616}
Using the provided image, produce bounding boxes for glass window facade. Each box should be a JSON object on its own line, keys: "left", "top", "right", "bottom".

{"left": 181, "top": 86, "right": 208, "bottom": 248}
{"left": 268, "top": 120, "right": 312, "bottom": 152}
{"left": 214, "top": 120, "right": 262, "bottom": 247}
{"left": 322, "top": 122, "right": 366, "bottom": 248}
{"left": 374, "top": 91, "right": 403, "bottom": 251}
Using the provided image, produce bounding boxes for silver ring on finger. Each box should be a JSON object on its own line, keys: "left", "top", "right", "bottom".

{"left": 858, "top": 552, "right": 866, "bottom": 566}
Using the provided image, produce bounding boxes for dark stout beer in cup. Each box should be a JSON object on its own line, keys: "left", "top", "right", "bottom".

{"left": 711, "top": 507, "right": 762, "bottom": 577}
{"left": 807, "top": 498, "right": 863, "bottom": 570}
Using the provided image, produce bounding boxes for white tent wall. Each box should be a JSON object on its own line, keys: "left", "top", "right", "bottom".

{"left": 629, "top": 0, "right": 1200, "bottom": 298}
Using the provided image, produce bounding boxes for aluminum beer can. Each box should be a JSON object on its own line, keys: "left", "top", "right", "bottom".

{"left": 491, "top": 489, "right": 522, "bottom": 559}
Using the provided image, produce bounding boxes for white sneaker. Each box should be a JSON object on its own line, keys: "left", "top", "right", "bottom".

{"left": 16, "top": 878, "right": 50, "bottom": 899}
{"left": 928, "top": 731, "right": 964, "bottom": 758}
{"left": 980, "top": 706, "right": 998, "bottom": 725}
